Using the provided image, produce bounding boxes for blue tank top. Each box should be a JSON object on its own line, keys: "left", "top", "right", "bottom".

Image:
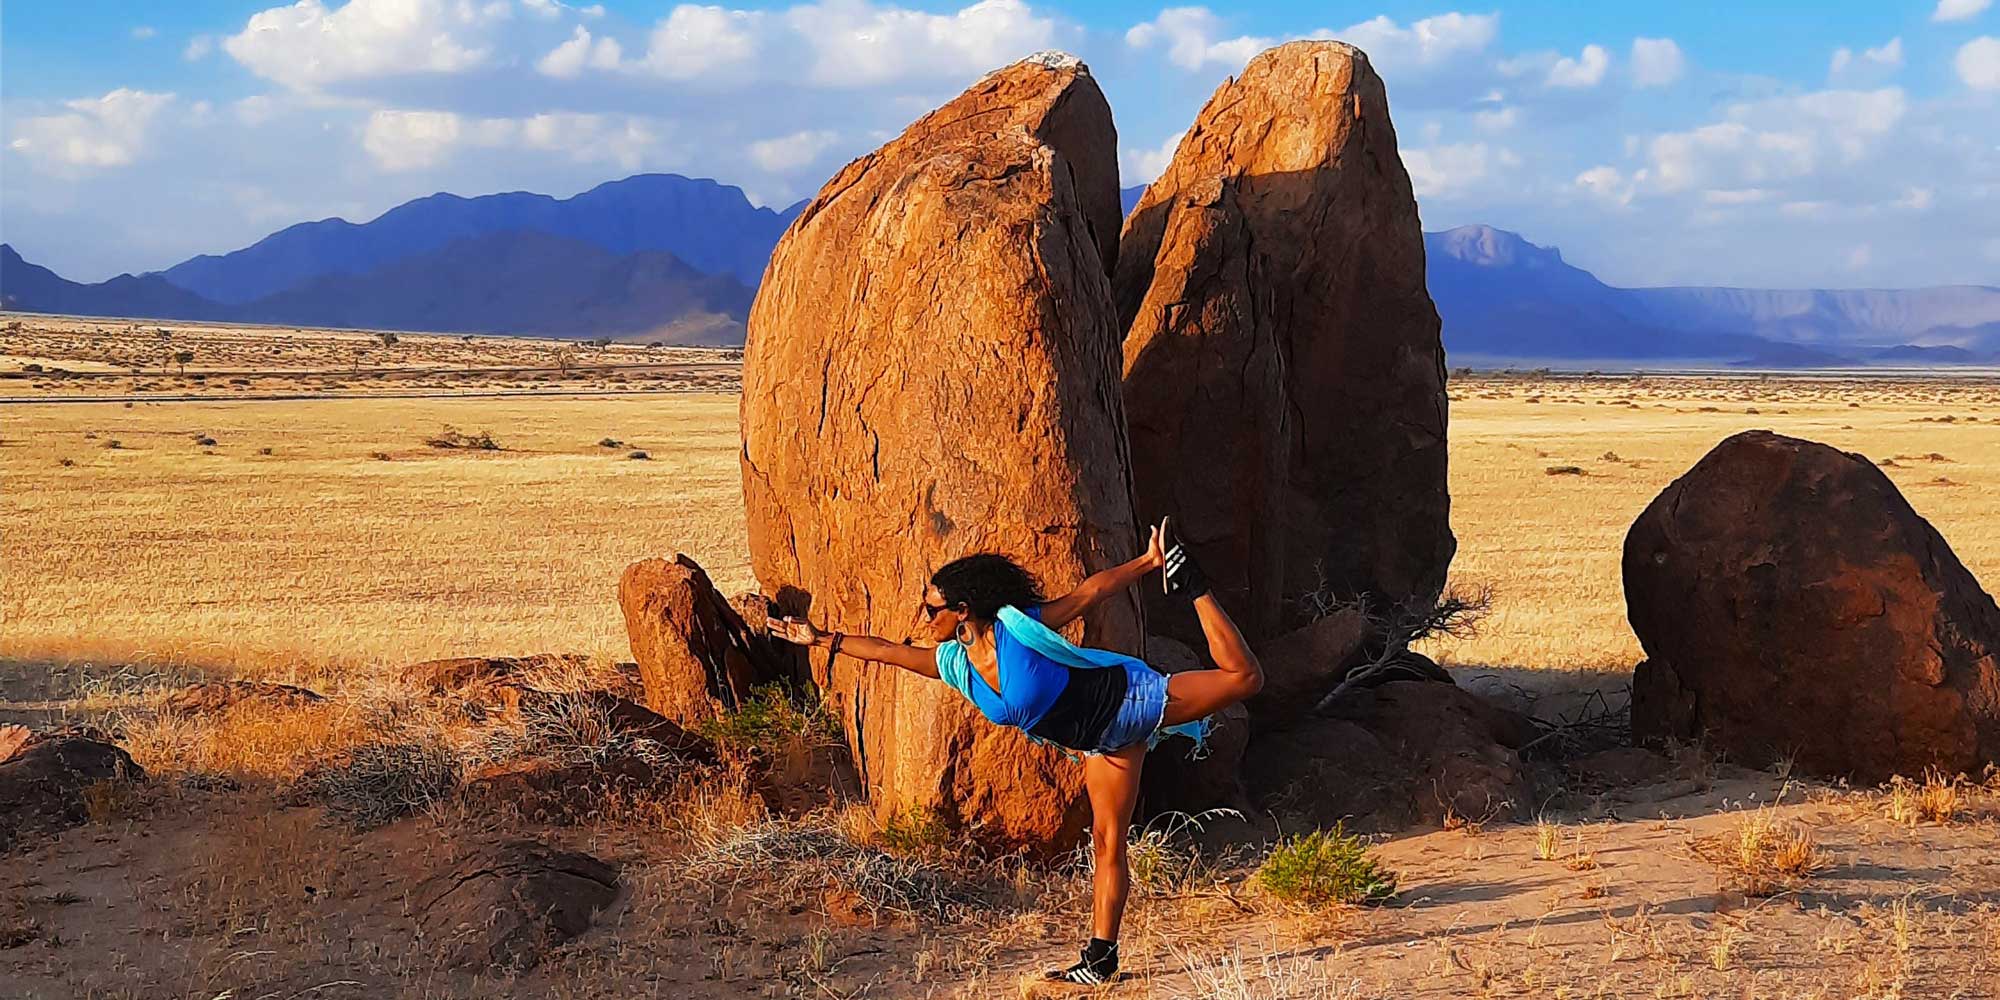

{"left": 964, "top": 606, "right": 1070, "bottom": 729}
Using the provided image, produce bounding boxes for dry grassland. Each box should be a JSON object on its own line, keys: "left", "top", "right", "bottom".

{"left": 7, "top": 320, "right": 2000, "bottom": 999}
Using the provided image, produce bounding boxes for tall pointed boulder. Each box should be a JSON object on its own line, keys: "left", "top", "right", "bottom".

{"left": 739, "top": 54, "right": 1137, "bottom": 856}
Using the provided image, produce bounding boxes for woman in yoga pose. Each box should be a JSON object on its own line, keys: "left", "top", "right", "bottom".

{"left": 769, "top": 519, "right": 1263, "bottom": 984}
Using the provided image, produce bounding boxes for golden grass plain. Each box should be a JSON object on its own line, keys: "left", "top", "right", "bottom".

{"left": 10, "top": 319, "right": 2000, "bottom": 684}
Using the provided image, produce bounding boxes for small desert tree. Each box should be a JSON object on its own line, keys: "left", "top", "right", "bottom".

{"left": 1311, "top": 581, "right": 1493, "bottom": 713}
{"left": 377, "top": 331, "right": 399, "bottom": 347}
{"left": 552, "top": 346, "right": 576, "bottom": 376}
{"left": 172, "top": 349, "right": 194, "bottom": 375}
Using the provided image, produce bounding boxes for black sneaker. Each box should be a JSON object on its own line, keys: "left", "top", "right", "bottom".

{"left": 1159, "top": 517, "right": 1209, "bottom": 600}
{"left": 1047, "top": 940, "right": 1118, "bottom": 985}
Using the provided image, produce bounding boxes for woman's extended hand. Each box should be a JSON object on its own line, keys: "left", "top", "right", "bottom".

{"left": 769, "top": 616, "right": 825, "bottom": 648}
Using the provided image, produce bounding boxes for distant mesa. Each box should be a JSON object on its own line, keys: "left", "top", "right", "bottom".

{"left": 4, "top": 169, "right": 1998, "bottom": 363}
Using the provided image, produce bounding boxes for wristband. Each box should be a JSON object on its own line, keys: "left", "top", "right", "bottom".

{"left": 829, "top": 632, "right": 845, "bottom": 658}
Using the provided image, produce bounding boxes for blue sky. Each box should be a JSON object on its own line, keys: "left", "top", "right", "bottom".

{"left": 3, "top": 1, "right": 1997, "bottom": 288}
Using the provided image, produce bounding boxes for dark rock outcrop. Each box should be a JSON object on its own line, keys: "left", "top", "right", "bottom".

{"left": 0, "top": 727, "right": 146, "bottom": 851}
{"left": 1626, "top": 430, "right": 2000, "bottom": 782}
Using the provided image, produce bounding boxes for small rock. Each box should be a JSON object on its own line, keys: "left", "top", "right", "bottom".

{"left": 414, "top": 840, "right": 619, "bottom": 971}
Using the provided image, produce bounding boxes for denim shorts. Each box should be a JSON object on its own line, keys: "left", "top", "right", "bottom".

{"left": 1088, "top": 664, "right": 1169, "bottom": 755}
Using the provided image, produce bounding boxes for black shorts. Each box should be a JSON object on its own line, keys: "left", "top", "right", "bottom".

{"left": 1026, "top": 665, "right": 1129, "bottom": 752}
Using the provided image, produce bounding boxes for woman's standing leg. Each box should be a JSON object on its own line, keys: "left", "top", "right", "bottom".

{"left": 1085, "top": 741, "right": 1146, "bottom": 940}
{"left": 1050, "top": 741, "right": 1145, "bottom": 983}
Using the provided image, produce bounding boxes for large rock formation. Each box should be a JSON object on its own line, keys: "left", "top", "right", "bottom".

{"left": 740, "top": 54, "right": 1136, "bottom": 855}
{"left": 1117, "top": 40, "right": 1453, "bottom": 647}
{"left": 1626, "top": 430, "right": 2000, "bottom": 783}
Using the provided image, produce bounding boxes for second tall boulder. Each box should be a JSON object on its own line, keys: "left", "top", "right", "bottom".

{"left": 1118, "top": 41, "right": 1454, "bottom": 646}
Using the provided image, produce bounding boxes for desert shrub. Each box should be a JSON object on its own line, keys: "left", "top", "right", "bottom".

{"left": 1254, "top": 824, "right": 1398, "bottom": 906}
{"left": 700, "top": 684, "right": 840, "bottom": 752}
{"left": 597, "top": 437, "right": 623, "bottom": 448}
{"left": 369, "top": 451, "right": 392, "bottom": 461}
{"left": 1545, "top": 465, "right": 1585, "bottom": 476}
{"left": 873, "top": 807, "right": 955, "bottom": 857}
{"left": 58, "top": 458, "right": 75, "bottom": 467}
{"left": 298, "top": 741, "right": 462, "bottom": 829}
{"left": 424, "top": 425, "right": 499, "bottom": 450}
{"left": 103, "top": 439, "right": 122, "bottom": 450}
{"left": 258, "top": 447, "right": 273, "bottom": 456}
{"left": 626, "top": 450, "right": 650, "bottom": 461}
{"left": 192, "top": 434, "right": 216, "bottom": 447}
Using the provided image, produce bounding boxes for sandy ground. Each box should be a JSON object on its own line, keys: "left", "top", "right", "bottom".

{"left": 6, "top": 318, "right": 2000, "bottom": 998}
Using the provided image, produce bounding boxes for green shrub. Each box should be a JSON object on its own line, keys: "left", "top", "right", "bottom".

{"left": 698, "top": 684, "right": 839, "bottom": 751}
{"left": 1254, "top": 824, "right": 1398, "bottom": 906}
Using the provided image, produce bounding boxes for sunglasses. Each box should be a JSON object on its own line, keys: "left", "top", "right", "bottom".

{"left": 920, "top": 600, "right": 960, "bottom": 621}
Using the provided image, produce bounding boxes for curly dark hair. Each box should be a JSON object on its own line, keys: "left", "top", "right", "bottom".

{"left": 930, "top": 553, "right": 1045, "bottom": 621}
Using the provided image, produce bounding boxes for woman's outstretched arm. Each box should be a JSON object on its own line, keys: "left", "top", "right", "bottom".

{"left": 769, "top": 617, "right": 939, "bottom": 678}
{"left": 1040, "top": 521, "right": 1167, "bottom": 630}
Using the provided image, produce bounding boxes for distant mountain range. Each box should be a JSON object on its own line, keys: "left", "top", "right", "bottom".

{"left": 2, "top": 174, "right": 1994, "bottom": 362}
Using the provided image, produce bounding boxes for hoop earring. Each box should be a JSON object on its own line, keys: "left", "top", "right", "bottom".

{"left": 955, "top": 621, "right": 972, "bottom": 645}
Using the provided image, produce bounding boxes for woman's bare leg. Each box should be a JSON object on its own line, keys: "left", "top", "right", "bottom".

{"left": 1084, "top": 741, "right": 1146, "bottom": 941}
{"left": 1161, "top": 593, "right": 1264, "bottom": 727}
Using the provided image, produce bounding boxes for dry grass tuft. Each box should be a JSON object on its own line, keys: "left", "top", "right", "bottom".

{"left": 1693, "top": 808, "right": 1830, "bottom": 896}
{"left": 688, "top": 819, "right": 987, "bottom": 921}
{"left": 295, "top": 740, "right": 462, "bottom": 829}
{"left": 1884, "top": 770, "right": 1965, "bottom": 826}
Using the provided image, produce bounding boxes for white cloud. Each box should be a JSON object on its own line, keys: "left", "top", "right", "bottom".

{"left": 225, "top": 0, "right": 511, "bottom": 90}
{"left": 1630, "top": 38, "right": 1684, "bottom": 87}
{"left": 131, "top": 26, "right": 158, "bottom": 40}
{"left": 361, "top": 109, "right": 470, "bottom": 170}
{"left": 1846, "top": 244, "right": 1871, "bottom": 270}
{"left": 1474, "top": 106, "right": 1519, "bottom": 132}
{"left": 184, "top": 35, "right": 215, "bottom": 60}
{"left": 640, "top": 5, "right": 765, "bottom": 80}
{"left": 1402, "top": 143, "right": 1516, "bottom": 198}
{"left": 747, "top": 129, "right": 838, "bottom": 171}
{"left": 1126, "top": 9, "right": 1499, "bottom": 79}
{"left": 7, "top": 89, "right": 176, "bottom": 172}
{"left": 1934, "top": 0, "right": 1992, "bottom": 23}
{"left": 362, "top": 108, "right": 668, "bottom": 171}
{"left": 1125, "top": 8, "right": 1267, "bottom": 72}
{"left": 1547, "top": 44, "right": 1610, "bottom": 88}
{"left": 1574, "top": 165, "right": 1633, "bottom": 206}
{"left": 1701, "top": 188, "right": 1769, "bottom": 206}
{"left": 788, "top": 0, "right": 1061, "bottom": 86}
{"left": 1335, "top": 12, "right": 1499, "bottom": 73}
{"left": 1958, "top": 37, "right": 2000, "bottom": 90}
{"left": 1896, "top": 186, "right": 1935, "bottom": 211}
{"left": 1120, "top": 130, "right": 1185, "bottom": 185}
{"left": 537, "top": 24, "right": 622, "bottom": 77}
{"left": 1830, "top": 37, "right": 1902, "bottom": 83}
{"left": 1640, "top": 88, "right": 1907, "bottom": 194}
